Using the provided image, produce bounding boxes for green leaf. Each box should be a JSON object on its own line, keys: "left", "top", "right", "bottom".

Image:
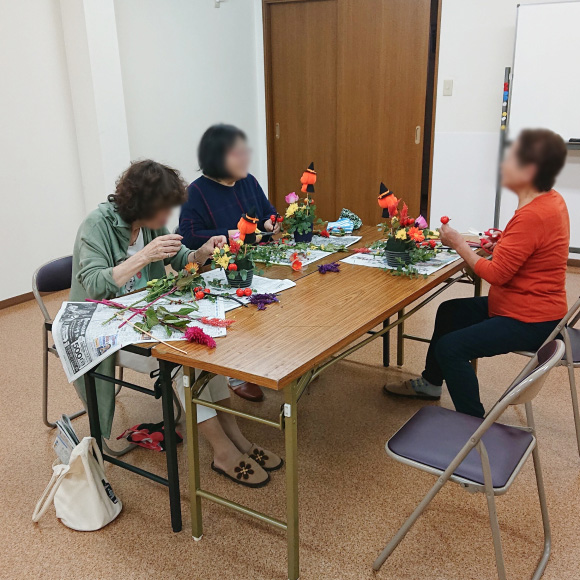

{"left": 166, "top": 325, "right": 173, "bottom": 337}
{"left": 145, "top": 308, "right": 159, "bottom": 329}
{"left": 176, "top": 306, "right": 197, "bottom": 315}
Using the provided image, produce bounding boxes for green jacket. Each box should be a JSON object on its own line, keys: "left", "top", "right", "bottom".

{"left": 70, "top": 202, "right": 192, "bottom": 438}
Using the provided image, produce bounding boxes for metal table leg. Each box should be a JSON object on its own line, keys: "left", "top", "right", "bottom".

{"left": 382, "top": 318, "right": 391, "bottom": 367}
{"left": 160, "top": 360, "right": 182, "bottom": 533}
{"left": 85, "top": 371, "right": 103, "bottom": 453}
{"left": 184, "top": 367, "right": 203, "bottom": 540}
{"left": 285, "top": 381, "right": 300, "bottom": 580}
{"left": 397, "top": 309, "right": 405, "bottom": 366}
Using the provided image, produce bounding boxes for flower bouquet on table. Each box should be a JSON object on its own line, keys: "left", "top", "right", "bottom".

{"left": 212, "top": 236, "right": 260, "bottom": 289}
{"left": 283, "top": 163, "right": 323, "bottom": 243}
{"left": 376, "top": 182, "right": 440, "bottom": 274}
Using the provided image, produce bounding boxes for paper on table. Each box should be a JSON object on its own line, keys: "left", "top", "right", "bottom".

{"left": 341, "top": 250, "right": 462, "bottom": 275}
{"left": 257, "top": 235, "right": 362, "bottom": 267}
{"left": 201, "top": 269, "right": 296, "bottom": 312}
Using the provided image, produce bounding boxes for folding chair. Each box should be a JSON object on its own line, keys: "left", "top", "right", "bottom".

{"left": 373, "top": 340, "right": 565, "bottom": 580}
{"left": 513, "top": 296, "right": 580, "bottom": 457}
{"left": 32, "top": 255, "right": 181, "bottom": 456}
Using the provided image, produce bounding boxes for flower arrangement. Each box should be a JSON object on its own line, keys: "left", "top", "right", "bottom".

{"left": 212, "top": 237, "right": 259, "bottom": 288}
{"left": 376, "top": 183, "right": 440, "bottom": 271}
{"left": 283, "top": 163, "right": 323, "bottom": 242}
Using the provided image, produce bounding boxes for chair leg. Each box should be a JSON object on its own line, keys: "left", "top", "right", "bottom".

{"left": 43, "top": 328, "right": 85, "bottom": 429}
{"left": 372, "top": 475, "right": 447, "bottom": 571}
{"left": 562, "top": 331, "right": 580, "bottom": 457}
{"left": 484, "top": 488, "right": 507, "bottom": 580}
{"left": 42, "top": 330, "right": 56, "bottom": 429}
{"left": 530, "top": 445, "right": 551, "bottom": 580}
{"left": 478, "top": 441, "right": 507, "bottom": 580}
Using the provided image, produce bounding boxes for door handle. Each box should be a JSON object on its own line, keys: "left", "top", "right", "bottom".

{"left": 415, "top": 125, "right": 421, "bottom": 144}
{"left": 275, "top": 123, "right": 280, "bottom": 139}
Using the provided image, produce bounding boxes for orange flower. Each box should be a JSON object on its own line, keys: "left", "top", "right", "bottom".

{"left": 291, "top": 259, "right": 303, "bottom": 271}
{"left": 408, "top": 227, "right": 425, "bottom": 243}
{"left": 184, "top": 262, "right": 198, "bottom": 274}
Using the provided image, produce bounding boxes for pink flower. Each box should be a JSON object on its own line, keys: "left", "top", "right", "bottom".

{"left": 415, "top": 215, "right": 428, "bottom": 229}
{"left": 285, "top": 192, "right": 299, "bottom": 204}
{"left": 184, "top": 326, "right": 217, "bottom": 349}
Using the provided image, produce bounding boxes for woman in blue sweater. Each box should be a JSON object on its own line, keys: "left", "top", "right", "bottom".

{"left": 180, "top": 124, "right": 279, "bottom": 249}
{"left": 180, "top": 124, "right": 280, "bottom": 402}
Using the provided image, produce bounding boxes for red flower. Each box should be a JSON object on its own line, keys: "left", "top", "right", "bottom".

{"left": 229, "top": 240, "right": 241, "bottom": 254}
{"left": 354, "top": 247, "right": 371, "bottom": 254}
{"left": 320, "top": 229, "right": 330, "bottom": 238}
{"left": 290, "top": 252, "right": 299, "bottom": 261}
{"left": 291, "top": 260, "right": 303, "bottom": 271}
{"left": 184, "top": 326, "right": 217, "bottom": 349}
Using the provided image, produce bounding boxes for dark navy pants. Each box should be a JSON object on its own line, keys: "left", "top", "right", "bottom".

{"left": 423, "top": 297, "right": 559, "bottom": 418}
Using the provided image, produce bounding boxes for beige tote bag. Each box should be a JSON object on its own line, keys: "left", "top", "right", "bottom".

{"left": 32, "top": 437, "right": 122, "bottom": 531}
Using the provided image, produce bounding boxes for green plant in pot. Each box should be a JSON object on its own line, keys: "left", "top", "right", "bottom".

{"left": 211, "top": 238, "right": 257, "bottom": 288}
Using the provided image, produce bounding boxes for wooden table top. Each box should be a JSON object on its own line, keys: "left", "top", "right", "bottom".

{"left": 153, "top": 226, "right": 474, "bottom": 390}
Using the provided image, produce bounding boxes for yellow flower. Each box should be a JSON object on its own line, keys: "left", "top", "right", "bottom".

{"left": 213, "top": 247, "right": 221, "bottom": 258}
{"left": 215, "top": 255, "right": 231, "bottom": 270}
{"left": 396, "top": 229, "right": 408, "bottom": 240}
{"left": 286, "top": 203, "right": 299, "bottom": 218}
{"left": 222, "top": 244, "right": 230, "bottom": 253}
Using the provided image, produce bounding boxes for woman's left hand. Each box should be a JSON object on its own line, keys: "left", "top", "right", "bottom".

{"left": 439, "top": 223, "right": 464, "bottom": 250}
{"left": 264, "top": 218, "right": 281, "bottom": 235}
{"left": 194, "top": 235, "right": 227, "bottom": 264}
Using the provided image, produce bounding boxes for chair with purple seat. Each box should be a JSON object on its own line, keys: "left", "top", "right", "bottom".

{"left": 32, "top": 255, "right": 122, "bottom": 430}
{"left": 513, "top": 296, "right": 580, "bottom": 457}
{"left": 373, "top": 340, "right": 565, "bottom": 580}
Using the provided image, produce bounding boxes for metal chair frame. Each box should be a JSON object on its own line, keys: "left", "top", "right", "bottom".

{"left": 513, "top": 296, "right": 580, "bottom": 457}
{"left": 373, "top": 340, "right": 565, "bottom": 580}
{"left": 32, "top": 256, "right": 181, "bottom": 456}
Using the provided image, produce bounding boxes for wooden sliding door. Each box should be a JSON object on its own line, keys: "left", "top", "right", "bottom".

{"left": 263, "top": 0, "right": 438, "bottom": 225}
{"left": 264, "top": 0, "right": 338, "bottom": 221}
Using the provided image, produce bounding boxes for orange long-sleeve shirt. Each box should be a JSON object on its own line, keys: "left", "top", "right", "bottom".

{"left": 473, "top": 190, "right": 569, "bottom": 323}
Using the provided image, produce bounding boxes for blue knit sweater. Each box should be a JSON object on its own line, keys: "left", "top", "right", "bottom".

{"left": 179, "top": 174, "right": 277, "bottom": 249}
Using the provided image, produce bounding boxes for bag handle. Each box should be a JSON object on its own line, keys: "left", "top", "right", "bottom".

{"left": 89, "top": 437, "right": 105, "bottom": 470}
{"left": 32, "top": 463, "right": 69, "bottom": 522}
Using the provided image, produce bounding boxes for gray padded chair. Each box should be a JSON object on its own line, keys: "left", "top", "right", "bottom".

{"left": 514, "top": 296, "right": 580, "bottom": 457}
{"left": 373, "top": 340, "right": 565, "bottom": 580}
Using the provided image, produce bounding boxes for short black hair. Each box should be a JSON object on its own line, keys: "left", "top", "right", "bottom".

{"left": 516, "top": 129, "right": 567, "bottom": 192}
{"left": 108, "top": 160, "right": 187, "bottom": 224}
{"left": 198, "top": 124, "right": 247, "bottom": 179}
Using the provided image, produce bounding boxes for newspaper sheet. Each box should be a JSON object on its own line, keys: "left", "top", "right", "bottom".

{"left": 255, "top": 235, "right": 362, "bottom": 268}
{"left": 52, "top": 294, "right": 226, "bottom": 383}
{"left": 52, "top": 273, "right": 297, "bottom": 382}
{"left": 201, "top": 269, "right": 296, "bottom": 312}
{"left": 340, "top": 250, "right": 462, "bottom": 275}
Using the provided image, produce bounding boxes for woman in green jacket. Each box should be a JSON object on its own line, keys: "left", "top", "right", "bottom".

{"left": 71, "top": 160, "right": 280, "bottom": 487}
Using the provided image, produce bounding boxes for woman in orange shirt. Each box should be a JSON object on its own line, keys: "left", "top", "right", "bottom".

{"left": 385, "top": 129, "right": 569, "bottom": 417}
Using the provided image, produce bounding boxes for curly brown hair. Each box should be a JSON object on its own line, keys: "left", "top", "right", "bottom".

{"left": 108, "top": 160, "right": 187, "bottom": 224}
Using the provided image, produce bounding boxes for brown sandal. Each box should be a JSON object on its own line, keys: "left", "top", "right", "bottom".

{"left": 248, "top": 444, "right": 284, "bottom": 472}
{"left": 211, "top": 453, "right": 270, "bottom": 488}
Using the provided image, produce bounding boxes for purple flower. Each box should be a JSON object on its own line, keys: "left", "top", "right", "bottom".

{"left": 318, "top": 262, "right": 341, "bottom": 274}
{"left": 415, "top": 215, "right": 428, "bottom": 229}
{"left": 248, "top": 293, "right": 279, "bottom": 310}
{"left": 285, "top": 192, "right": 299, "bottom": 204}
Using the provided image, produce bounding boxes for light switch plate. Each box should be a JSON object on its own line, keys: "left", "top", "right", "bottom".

{"left": 443, "top": 79, "right": 453, "bottom": 96}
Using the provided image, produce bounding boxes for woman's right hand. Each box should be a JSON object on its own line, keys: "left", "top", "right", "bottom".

{"left": 140, "top": 234, "right": 183, "bottom": 263}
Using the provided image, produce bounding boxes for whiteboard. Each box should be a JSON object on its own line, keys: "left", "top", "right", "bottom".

{"left": 508, "top": 1, "right": 580, "bottom": 141}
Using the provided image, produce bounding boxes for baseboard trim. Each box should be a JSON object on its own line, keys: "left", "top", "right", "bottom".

{"left": 569, "top": 259, "right": 580, "bottom": 269}
{"left": 0, "top": 292, "right": 34, "bottom": 310}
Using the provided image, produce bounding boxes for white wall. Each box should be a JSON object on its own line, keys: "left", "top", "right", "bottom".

{"left": 114, "top": 0, "right": 266, "bottom": 230}
{"left": 0, "top": 0, "right": 85, "bottom": 301}
{"left": 431, "top": 0, "right": 580, "bottom": 249}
